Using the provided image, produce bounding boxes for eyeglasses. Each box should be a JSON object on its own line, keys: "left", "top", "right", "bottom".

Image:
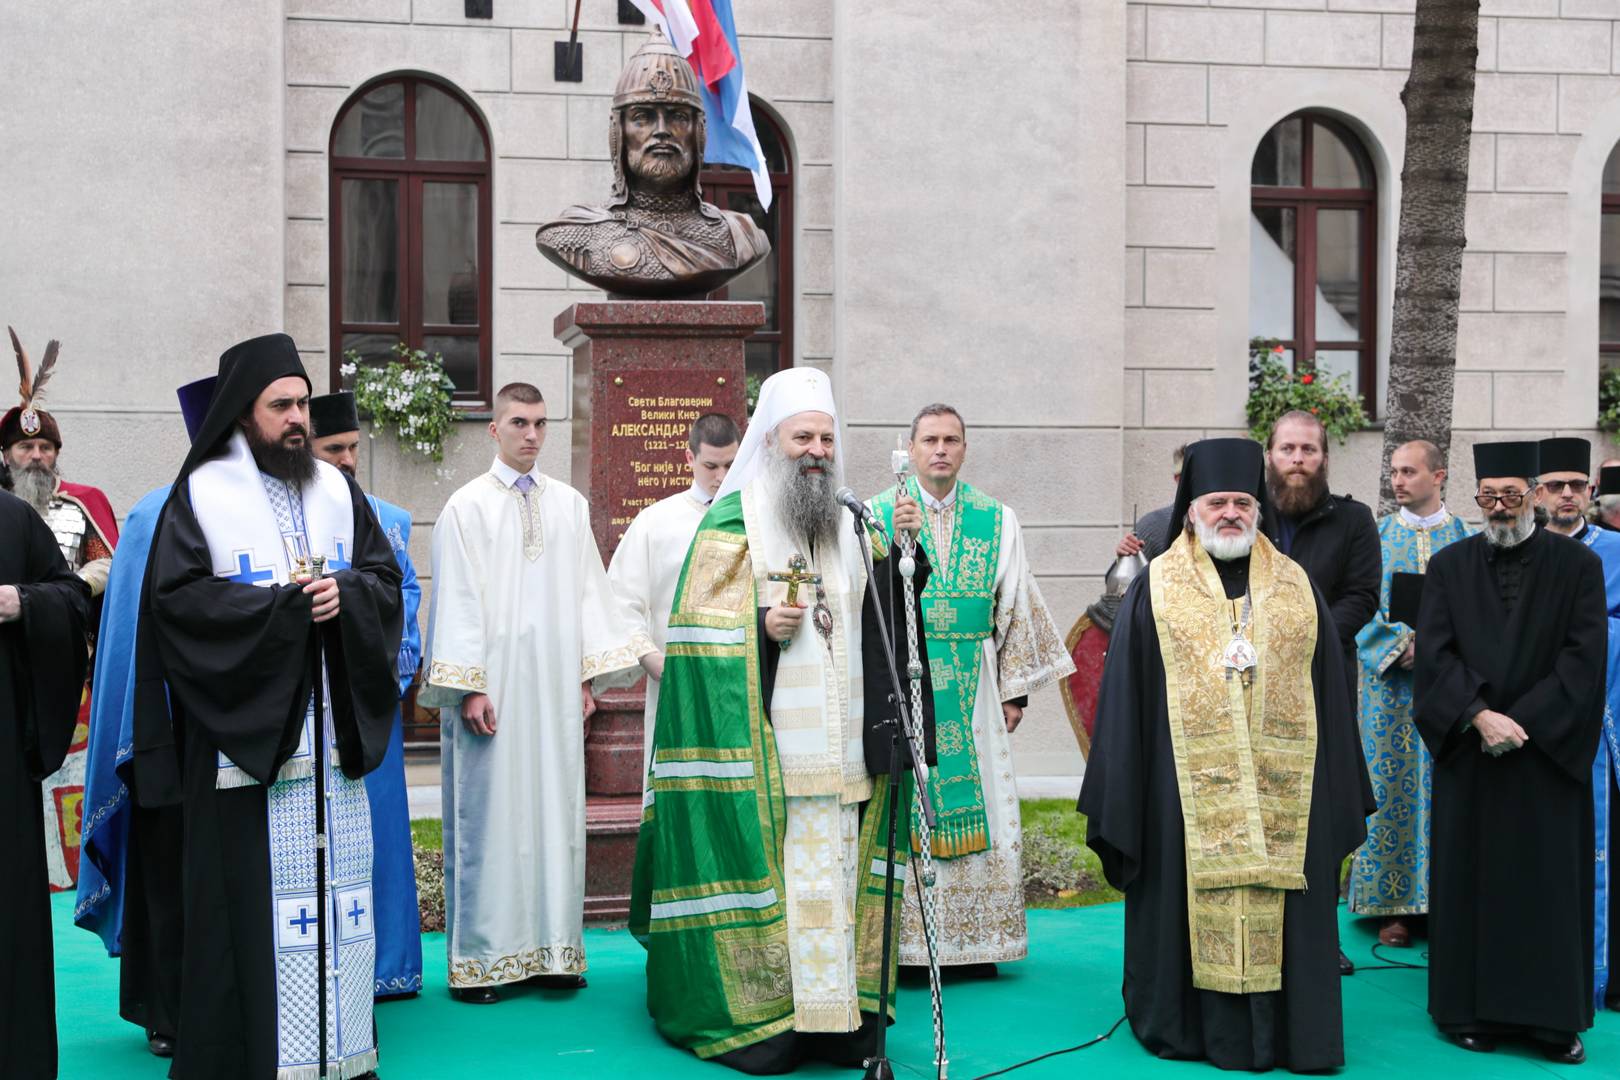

{"left": 1540, "top": 479, "right": 1589, "bottom": 496}
{"left": 1475, "top": 490, "right": 1528, "bottom": 509}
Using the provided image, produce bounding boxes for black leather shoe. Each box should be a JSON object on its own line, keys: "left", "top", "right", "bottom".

{"left": 1451, "top": 1034, "right": 1497, "bottom": 1053}
{"left": 529, "top": 973, "right": 587, "bottom": 990}
{"left": 1542, "top": 1035, "right": 1584, "bottom": 1065}
{"left": 146, "top": 1030, "right": 176, "bottom": 1058}
{"left": 451, "top": 986, "right": 500, "bottom": 1004}
{"left": 1338, "top": 947, "right": 1355, "bottom": 976}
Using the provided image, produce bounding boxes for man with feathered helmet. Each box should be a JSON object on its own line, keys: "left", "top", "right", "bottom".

{"left": 2, "top": 327, "right": 121, "bottom": 896}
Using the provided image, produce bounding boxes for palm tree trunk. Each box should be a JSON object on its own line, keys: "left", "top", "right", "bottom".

{"left": 1378, "top": 0, "right": 1481, "bottom": 514}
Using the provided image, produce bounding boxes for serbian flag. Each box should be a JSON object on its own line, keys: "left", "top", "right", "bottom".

{"left": 629, "top": 0, "right": 773, "bottom": 210}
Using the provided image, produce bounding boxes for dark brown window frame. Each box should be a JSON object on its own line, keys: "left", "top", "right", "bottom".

{"left": 328, "top": 74, "right": 494, "bottom": 407}
{"left": 700, "top": 102, "right": 794, "bottom": 378}
{"left": 1602, "top": 186, "right": 1620, "bottom": 362}
{"left": 1251, "top": 112, "right": 1380, "bottom": 418}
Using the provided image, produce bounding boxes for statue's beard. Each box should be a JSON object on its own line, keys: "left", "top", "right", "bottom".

{"left": 1267, "top": 461, "right": 1329, "bottom": 517}
{"left": 764, "top": 440, "right": 840, "bottom": 548}
{"left": 245, "top": 422, "right": 317, "bottom": 486}
{"left": 627, "top": 143, "right": 693, "bottom": 193}
{"left": 12, "top": 461, "right": 57, "bottom": 514}
{"left": 1485, "top": 506, "right": 1535, "bottom": 548}
{"left": 1194, "top": 515, "right": 1258, "bottom": 561}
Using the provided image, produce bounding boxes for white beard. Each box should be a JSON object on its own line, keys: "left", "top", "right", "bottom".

{"left": 1195, "top": 516, "right": 1258, "bottom": 561}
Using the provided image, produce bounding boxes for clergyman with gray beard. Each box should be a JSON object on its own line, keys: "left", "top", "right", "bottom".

{"left": 1413, "top": 439, "right": 1606, "bottom": 1065}
{"left": 1080, "top": 436, "right": 1374, "bottom": 1072}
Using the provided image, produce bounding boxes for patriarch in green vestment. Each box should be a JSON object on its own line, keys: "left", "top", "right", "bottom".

{"left": 630, "top": 367, "right": 935, "bottom": 1075}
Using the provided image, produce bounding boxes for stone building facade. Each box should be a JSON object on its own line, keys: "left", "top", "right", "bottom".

{"left": 4, "top": 0, "right": 1620, "bottom": 781}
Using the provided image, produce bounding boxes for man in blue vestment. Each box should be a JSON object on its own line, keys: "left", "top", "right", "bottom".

{"left": 1348, "top": 440, "right": 1471, "bottom": 947}
{"left": 75, "top": 374, "right": 215, "bottom": 1059}
{"left": 308, "top": 390, "right": 424, "bottom": 998}
{"left": 1536, "top": 436, "right": 1620, "bottom": 1011}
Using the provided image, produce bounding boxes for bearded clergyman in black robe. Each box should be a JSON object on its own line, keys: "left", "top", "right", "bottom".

{"left": 1, "top": 489, "right": 90, "bottom": 1080}
{"left": 1415, "top": 439, "right": 1606, "bottom": 1066}
{"left": 1079, "top": 437, "right": 1373, "bottom": 1072}
{"left": 135, "top": 334, "right": 402, "bottom": 1079}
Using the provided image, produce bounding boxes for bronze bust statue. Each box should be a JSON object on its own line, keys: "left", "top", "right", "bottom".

{"left": 535, "top": 31, "right": 771, "bottom": 299}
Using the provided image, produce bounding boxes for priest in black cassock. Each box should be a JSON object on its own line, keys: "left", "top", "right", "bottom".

{"left": 1, "top": 489, "right": 91, "bottom": 1080}
{"left": 136, "top": 334, "right": 403, "bottom": 1080}
{"left": 1079, "top": 437, "right": 1373, "bottom": 1073}
{"left": 1415, "top": 439, "right": 1606, "bottom": 1065}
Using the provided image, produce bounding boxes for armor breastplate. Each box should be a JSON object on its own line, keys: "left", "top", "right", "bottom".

{"left": 44, "top": 497, "right": 89, "bottom": 570}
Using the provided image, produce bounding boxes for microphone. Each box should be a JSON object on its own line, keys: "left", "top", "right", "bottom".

{"left": 835, "top": 486, "right": 876, "bottom": 523}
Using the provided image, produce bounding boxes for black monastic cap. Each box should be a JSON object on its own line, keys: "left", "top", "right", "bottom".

{"left": 309, "top": 391, "right": 360, "bottom": 438}
{"left": 1164, "top": 437, "right": 1271, "bottom": 550}
{"left": 1473, "top": 440, "right": 1539, "bottom": 481}
{"left": 1536, "top": 436, "right": 1591, "bottom": 476}
{"left": 1601, "top": 465, "right": 1620, "bottom": 496}
{"left": 172, "top": 333, "right": 310, "bottom": 485}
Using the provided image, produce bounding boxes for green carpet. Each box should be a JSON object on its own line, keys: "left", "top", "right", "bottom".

{"left": 51, "top": 892, "right": 1617, "bottom": 1077}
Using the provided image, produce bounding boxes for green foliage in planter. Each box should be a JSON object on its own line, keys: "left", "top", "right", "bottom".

{"left": 1599, "top": 365, "right": 1620, "bottom": 433}
{"left": 342, "top": 342, "right": 458, "bottom": 463}
{"left": 1246, "top": 338, "right": 1369, "bottom": 445}
{"left": 412, "top": 843, "right": 445, "bottom": 933}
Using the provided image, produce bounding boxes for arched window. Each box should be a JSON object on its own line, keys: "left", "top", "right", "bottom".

{"left": 701, "top": 102, "right": 793, "bottom": 386}
{"left": 329, "top": 76, "right": 492, "bottom": 405}
{"left": 1250, "top": 112, "right": 1378, "bottom": 415}
{"left": 1601, "top": 144, "right": 1620, "bottom": 362}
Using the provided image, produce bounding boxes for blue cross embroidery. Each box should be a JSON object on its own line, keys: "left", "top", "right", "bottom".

{"left": 229, "top": 550, "right": 276, "bottom": 585}
{"left": 288, "top": 906, "right": 318, "bottom": 937}
{"left": 347, "top": 897, "right": 367, "bottom": 928}
{"left": 327, "top": 538, "right": 351, "bottom": 572}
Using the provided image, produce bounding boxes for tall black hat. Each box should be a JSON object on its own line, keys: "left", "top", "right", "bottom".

{"left": 1536, "top": 437, "right": 1591, "bottom": 476}
{"left": 1473, "top": 441, "right": 1539, "bottom": 482}
{"left": 1164, "top": 437, "right": 1271, "bottom": 550}
{"left": 309, "top": 391, "right": 360, "bottom": 438}
{"left": 174, "top": 333, "right": 310, "bottom": 485}
{"left": 1601, "top": 464, "right": 1620, "bottom": 496}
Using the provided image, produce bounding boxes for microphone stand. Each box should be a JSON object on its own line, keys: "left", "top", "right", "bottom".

{"left": 849, "top": 505, "right": 948, "bottom": 1080}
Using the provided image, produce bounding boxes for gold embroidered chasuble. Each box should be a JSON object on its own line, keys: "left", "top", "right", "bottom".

{"left": 1150, "top": 532, "right": 1319, "bottom": 993}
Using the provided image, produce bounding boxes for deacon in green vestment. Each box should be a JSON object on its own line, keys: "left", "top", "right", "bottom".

{"left": 630, "top": 368, "right": 934, "bottom": 1075}
{"left": 869, "top": 403, "right": 1073, "bottom": 976}
{"left": 1348, "top": 441, "right": 1471, "bottom": 945}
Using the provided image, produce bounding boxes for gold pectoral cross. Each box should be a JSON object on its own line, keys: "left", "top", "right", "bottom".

{"left": 768, "top": 553, "right": 822, "bottom": 607}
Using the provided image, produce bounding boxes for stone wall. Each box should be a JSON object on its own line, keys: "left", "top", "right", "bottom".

{"left": 1124, "top": 0, "right": 1620, "bottom": 510}
{"left": 0, "top": 2, "right": 286, "bottom": 513}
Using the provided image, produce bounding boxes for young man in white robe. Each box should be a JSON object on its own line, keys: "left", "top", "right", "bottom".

{"left": 422, "top": 382, "right": 653, "bottom": 1003}
{"left": 870, "top": 403, "right": 1075, "bottom": 978}
{"left": 607, "top": 411, "right": 740, "bottom": 781}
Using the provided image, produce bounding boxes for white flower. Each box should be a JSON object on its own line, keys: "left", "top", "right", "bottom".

{"left": 339, "top": 361, "right": 358, "bottom": 377}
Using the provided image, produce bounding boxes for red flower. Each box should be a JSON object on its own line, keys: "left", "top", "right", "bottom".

{"left": 1272, "top": 345, "right": 1285, "bottom": 354}
{"left": 1301, "top": 373, "right": 1314, "bottom": 385}
{"left": 1310, "top": 406, "right": 1320, "bottom": 415}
